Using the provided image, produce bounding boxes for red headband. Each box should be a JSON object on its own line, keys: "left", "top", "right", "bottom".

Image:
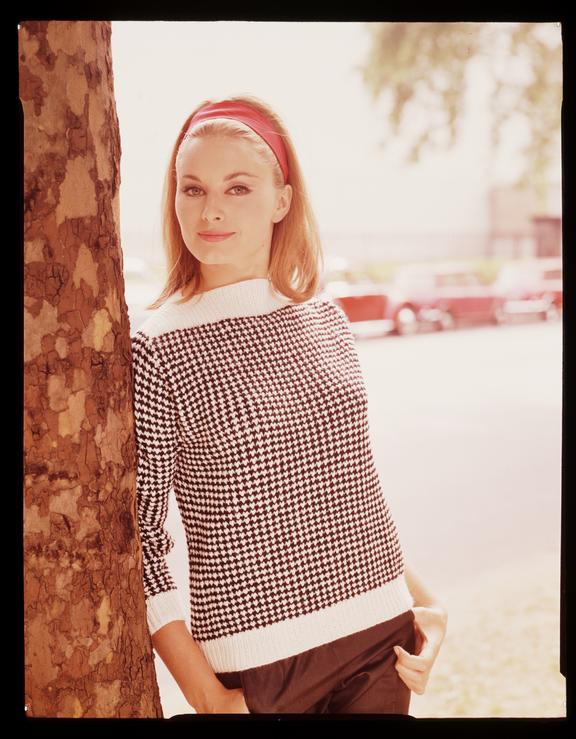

{"left": 185, "top": 101, "right": 289, "bottom": 183}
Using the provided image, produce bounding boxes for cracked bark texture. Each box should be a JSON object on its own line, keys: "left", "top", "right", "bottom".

{"left": 21, "top": 21, "right": 164, "bottom": 718}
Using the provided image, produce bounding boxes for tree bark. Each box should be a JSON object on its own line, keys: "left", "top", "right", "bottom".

{"left": 21, "top": 20, "right": 163, "bottom": 718}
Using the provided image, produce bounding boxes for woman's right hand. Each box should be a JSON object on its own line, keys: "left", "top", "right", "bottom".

{"left": 393, "top": 604, "right": 448, "bottom": 695}
{"left": 225, "top": 687, "right": 251, "bottom": 714}
{"left": 195, "top": 686, "right": 250, "bottom": 714}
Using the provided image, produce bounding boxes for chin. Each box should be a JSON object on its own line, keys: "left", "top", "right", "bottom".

{"left": 189, "top": 246, "right": 228, "bottom": 262}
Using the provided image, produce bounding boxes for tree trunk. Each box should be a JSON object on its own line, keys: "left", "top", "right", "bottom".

{"left": 21, "top": 20, "right": 163, "bottom": 718}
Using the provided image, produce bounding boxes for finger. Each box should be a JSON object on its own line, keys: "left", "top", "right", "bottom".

{"left": 395, "top": 663, "right": 428, "bottom": 694}
{"left": 393, "top": 646, "right": 427, "bottom": 671}
{"left": 395, "top": 661, "right": 426, "bottom": 683}
{"left": 395, "top": 666, "right": 422, "bottom": 694}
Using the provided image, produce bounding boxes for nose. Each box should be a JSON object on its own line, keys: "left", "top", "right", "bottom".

{"left": 201, "top": 194, "right": 224, "bottom": 222}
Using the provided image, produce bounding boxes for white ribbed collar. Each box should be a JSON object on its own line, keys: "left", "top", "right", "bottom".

{"left": 139, "top": 277, "right": 299, "bottom": 338}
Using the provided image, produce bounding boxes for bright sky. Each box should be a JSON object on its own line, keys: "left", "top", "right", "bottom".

{"left": 110, "top": 21, "right": 559, "bottom": 260}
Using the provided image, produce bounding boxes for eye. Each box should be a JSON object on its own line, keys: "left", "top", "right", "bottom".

{"left": 229, "top": 185, "right": 251, "bottom": 195}
{"left": 181, "top": 184, "right": 251, "bottom": 196}
{"left": 182, "top": 185, "right": 202, "bottom": 196}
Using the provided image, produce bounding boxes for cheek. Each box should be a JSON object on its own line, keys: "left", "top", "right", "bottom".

{"left": 240, "top": 194, "right": 274, "bottom": 222}
{"left": 174, "top": 194, "right": 185, "bottom": 217}
{"left": 175, "top": 195, "right": 197, "bottom": 224}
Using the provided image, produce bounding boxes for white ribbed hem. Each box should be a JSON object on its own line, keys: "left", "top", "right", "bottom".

{"left": 197, "top": 574, "right": 414, "bottom": 673}
{"left": 146, "top": 590, "right": 187, "bottom": 636}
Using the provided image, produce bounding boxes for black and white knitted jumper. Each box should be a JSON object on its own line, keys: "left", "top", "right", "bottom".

{"left": 131, "top": 277, "right": 413, "bottom": 673}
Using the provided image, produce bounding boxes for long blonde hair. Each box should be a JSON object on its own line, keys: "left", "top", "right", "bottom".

{"left": 145, "top": 94, "right": 325, "bottom": 309}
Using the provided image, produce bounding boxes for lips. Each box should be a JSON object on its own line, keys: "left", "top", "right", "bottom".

{"left": 197, "top": 231, "right": 235, "bottom": 242}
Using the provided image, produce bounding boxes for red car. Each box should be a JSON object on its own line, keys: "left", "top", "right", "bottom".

{"left": 492, "top": 257, "right": 562, "bottom": 322}
{"left": 326, "top": 263, "right": 505, "bottom": 336}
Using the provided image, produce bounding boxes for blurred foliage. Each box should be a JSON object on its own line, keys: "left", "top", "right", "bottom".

{"left": 358, "top": 22, "right": 562, "bottom": 209}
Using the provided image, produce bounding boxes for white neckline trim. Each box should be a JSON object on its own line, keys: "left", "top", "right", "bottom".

{"left": 138, "top": 277, "right": 299, "bottom": 338}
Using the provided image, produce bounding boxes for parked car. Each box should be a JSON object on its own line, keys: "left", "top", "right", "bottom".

{"left": 492, "top": 257, "right": 562, "bottom": 322}
{"left": 379, "top": 262, "right": 506, "bottom": 336}
{"left": 321, "top": 279, "right": 395, "bottom": 337}
{"left": 323, "top": 262, "right": 506, "bottom": 337}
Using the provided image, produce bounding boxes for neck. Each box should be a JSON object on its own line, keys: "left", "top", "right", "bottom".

{"left": 196, "top": 269, "right": 271, "bottom": 295}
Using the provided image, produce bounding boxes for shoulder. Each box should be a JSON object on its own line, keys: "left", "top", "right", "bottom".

{"left": 315, "top": 292, "right": 351, "bottom": 324}
{"left": 131, "top": 291, "right": 187, "bottom": 341}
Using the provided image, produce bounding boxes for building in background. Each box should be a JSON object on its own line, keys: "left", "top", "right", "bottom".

{"left": 488, "top": 183, "right": 562, "bottom": 260}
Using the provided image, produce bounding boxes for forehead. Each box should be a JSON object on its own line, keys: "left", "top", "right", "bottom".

{"left": 176, "top": 135, "right": 263, "bottom": 172}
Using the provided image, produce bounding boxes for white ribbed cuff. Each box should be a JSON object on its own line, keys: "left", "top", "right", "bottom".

{"left": 146, "top": 590, "right": 187, "bottom": 636}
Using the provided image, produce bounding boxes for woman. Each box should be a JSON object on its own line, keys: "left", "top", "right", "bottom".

{"left": 131, "top": 94, "right": 448, "bottom": 715}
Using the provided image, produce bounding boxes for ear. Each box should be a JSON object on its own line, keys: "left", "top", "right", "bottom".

{"left": 272, "top": 184, "right": 293, "bottom": 224}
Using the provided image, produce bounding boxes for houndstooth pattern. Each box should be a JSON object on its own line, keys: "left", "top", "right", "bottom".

{"left": 131, "top": 284, "right": 410, "bottom": 669}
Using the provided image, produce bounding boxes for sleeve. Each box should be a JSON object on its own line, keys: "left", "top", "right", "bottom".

{"left": 131, "top": 331, "right": 187, "bottom": 636}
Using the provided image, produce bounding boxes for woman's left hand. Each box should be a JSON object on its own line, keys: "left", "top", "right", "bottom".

{"left": 393, "top": 605, "right": 448, "bottom": 695}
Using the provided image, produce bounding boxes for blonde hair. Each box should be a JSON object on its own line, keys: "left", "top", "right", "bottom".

{"left": 145, "top": 94, "right": 325, "bottom": 309}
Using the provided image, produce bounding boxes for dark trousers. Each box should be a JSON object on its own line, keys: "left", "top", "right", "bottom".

{"left": 213, "top": 608, "right": 417, "bottom": 715}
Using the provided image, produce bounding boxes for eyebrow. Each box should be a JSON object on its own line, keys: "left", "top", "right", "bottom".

{"left": 181, "top": 171, "right": 259, "bottom": 182}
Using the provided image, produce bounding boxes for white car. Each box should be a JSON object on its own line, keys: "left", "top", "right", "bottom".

{"left": 492, "top": 258, "right": 562, "bottom": 322}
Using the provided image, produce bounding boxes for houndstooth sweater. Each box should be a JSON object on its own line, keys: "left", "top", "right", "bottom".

{"left": 131, "top": 277, "right": 414, "bottom": 673}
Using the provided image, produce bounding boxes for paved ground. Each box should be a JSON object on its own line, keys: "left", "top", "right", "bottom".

{"left": 408, "top": 550, "right": 564, "bottom": 718}
{"left": 156, "top": 317, "right": 564, "bottom": 717}
{"left": 359, "top": 319, "right": 563, "bottom": 592}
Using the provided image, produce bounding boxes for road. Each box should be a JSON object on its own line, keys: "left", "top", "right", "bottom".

{"left": 356, "top": 319, "right": 563, "bottom": 592}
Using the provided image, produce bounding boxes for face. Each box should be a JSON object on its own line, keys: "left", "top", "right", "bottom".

{"left": 174, "top": 135, "right": 292, "bottom": 286}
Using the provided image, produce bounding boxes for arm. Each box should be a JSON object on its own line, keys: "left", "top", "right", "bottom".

{"left": 404, "top": 561, "right": 447, "bottom": 612}
{"left": 131, "top": 332, "right": 187, "bottom": 632}
{"left": 151, "top": 621, "right": 230, "bottom": 712}
{"left": 395, "top": 560, "right": 448, "bottom": 695}
{"left": 131, "top": 333, "right": 247, "bottom": 712}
